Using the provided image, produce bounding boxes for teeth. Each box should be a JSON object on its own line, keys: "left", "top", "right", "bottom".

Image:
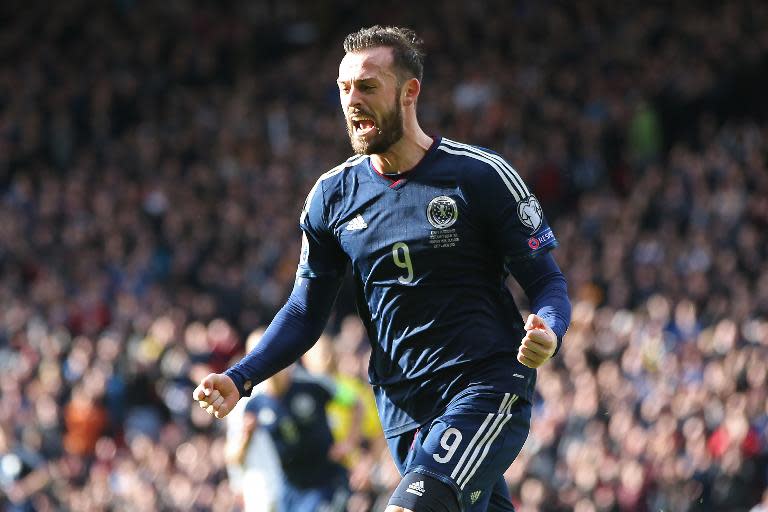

{"left": 354, "top": 121, "right": 374, "bottom": 135}
{"left": 351, "top": 116, "right": 375, "bottom": 135}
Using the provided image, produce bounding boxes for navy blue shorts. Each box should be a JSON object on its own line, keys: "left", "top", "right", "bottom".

{"left": 387, "top": 392, "right": 531, "bottom": 511}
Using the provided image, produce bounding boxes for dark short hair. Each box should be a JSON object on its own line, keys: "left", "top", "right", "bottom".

{"left": 343, "top": 25, "right": 425, "bottom": 82}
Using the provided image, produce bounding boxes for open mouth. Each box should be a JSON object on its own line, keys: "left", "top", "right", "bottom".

{"left": 351, "top": 115, "right": 377, "bottom": 137}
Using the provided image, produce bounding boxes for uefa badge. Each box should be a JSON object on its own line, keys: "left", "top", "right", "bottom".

{"left": 426, "top": 196, "right": 458, "bottom": 229}
{"left": 517, "top": 195, "right": 543, "bottom": 233}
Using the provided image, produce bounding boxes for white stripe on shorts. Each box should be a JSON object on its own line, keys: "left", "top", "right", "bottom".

{"left": 458, "top": 395, "right": 519, "bottom": 489}
{"left": 449, "top": 393, "right": 515, "bottom": 484}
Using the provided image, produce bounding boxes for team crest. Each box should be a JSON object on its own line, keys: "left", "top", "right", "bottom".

{"left": 258, "top": 407, "right": 277, "bottom": 426}
{"left": 291, "top": 393, "right": 317, "bottom": 419}
{"left": 517, "top": 195, "right": 543, "bottom": 233}
{"left": 427, "top": 196, "right": 458, "bottom": 229}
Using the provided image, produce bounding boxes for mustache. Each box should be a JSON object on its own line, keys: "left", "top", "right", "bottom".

{"left": 347, "top": 108, "right": 375, "bottom": 119}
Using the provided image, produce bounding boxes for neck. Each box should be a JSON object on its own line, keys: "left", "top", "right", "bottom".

{"left": 265, "top": 373, "right": 290, "bottom": 397}
{"left": 370, "top": 121, "right": 433, "bottom": 174}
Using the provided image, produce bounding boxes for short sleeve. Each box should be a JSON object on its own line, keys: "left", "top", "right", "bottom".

{"left": 466, "top": 154, "right": 558, "bottom": 262}
{"left": 314, "top": 380, "right": 336, "bottom": 406}
{"left": 296, "top": 178, "right": 347, "bottom": 279}
{"left": 244, "top": 395, "right": 261, "bottom": 415}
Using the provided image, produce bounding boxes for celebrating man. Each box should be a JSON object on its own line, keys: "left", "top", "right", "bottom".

{"left": 195, "top": 26, "right": 571, "bottom": 512}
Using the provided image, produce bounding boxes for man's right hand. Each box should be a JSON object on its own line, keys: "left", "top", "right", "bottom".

{"left": 193, "top": 373, "right": 240, "bottom": 419}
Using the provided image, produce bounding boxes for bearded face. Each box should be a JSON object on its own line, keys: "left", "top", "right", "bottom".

{"left": 346, "top": 84, "right": 404, "bottom": 155}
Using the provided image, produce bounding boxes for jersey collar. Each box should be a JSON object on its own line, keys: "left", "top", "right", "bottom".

{"left": 368, "top": 136, "right": 442, "bottom": 190}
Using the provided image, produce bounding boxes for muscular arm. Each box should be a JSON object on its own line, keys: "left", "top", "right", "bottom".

{"left": 510, "top": 251, "right": 571, "bottom": 356}
{"left": 225, "top": 275, "right": 342, "bottom": 396}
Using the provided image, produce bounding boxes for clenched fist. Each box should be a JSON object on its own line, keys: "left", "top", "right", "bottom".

{"left": 193, "top": 373, "right": 240, "bottom": 419}
{"left": 517, "top": 314, "right": 557, "bottom": 368}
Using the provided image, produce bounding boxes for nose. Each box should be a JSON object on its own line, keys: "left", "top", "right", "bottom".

{"left": 343, "top": 85, "right": 364, "bottom": 111}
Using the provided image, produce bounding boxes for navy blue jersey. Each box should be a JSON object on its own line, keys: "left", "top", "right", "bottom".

{"left": 298, "top": 136, "right": 559, "bottom": 438}
{"left": 245, "top": 369, "right": 347, "bottom": 488}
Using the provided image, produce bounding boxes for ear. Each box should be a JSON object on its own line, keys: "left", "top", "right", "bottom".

{"left": 401, "top": 77, "right": 421, "bottom": 107}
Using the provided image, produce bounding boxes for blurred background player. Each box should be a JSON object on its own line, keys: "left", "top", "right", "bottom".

{"left": 302, "top": 327, "right": 389, "bottom": 510}
{"left": 301, "top": 331, "right": 383, "bottom": 466}
{"left": 244, "top": 363, "right": 351, "bottom": 512}
{"left": 224, "top": 328, "right": 283, "bottom": 512}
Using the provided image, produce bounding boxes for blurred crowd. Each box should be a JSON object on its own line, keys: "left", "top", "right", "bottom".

{"left": 1, "top": 0, "right": 767, "bottom": 510}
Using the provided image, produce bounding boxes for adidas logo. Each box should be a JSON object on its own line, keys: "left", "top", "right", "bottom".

{"left": 406, "top": 480, "right": 425, "bottom": 497}
{"left": 346, "top": 214, "right": 368, "bottom": 231}
{"left": 470, "top": 490, "right": 482, "bottom": 504}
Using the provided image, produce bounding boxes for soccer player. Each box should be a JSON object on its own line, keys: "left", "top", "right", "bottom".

{"left": 302, "top": 333, "right": 383, "bottom": 468}
{"left": 224, "top": 328, "right": 283, "bottom": 512}
{"left": 243, "top": 364, "right": 350, "bottom": 512}
{"left": 194, "top": 25, "right": 571, "bottom": 512}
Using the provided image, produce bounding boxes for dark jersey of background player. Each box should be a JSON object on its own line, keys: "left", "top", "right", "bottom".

{"left": 244, "top": 367, "right": 347, "bottom": 489}
{"left": 227, "top": 136, "right": 569, "bottom": 439}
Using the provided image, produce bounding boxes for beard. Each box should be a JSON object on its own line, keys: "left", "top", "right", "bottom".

{"left": 346, "top": 92, "right": 404, "bottom": 156}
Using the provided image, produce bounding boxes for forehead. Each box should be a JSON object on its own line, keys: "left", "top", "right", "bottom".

{"left": 338, "top": 47, "right": 397, "bottom": 81}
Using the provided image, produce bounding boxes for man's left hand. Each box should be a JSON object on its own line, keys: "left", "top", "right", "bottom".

{"left": 517, "top": 314, "right": 557, "bottom": 368}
